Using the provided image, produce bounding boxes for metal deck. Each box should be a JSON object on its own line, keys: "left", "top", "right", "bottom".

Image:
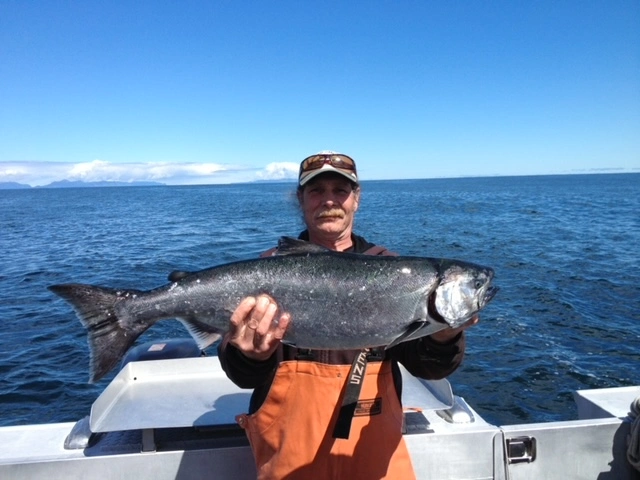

{"left": 0, "top": 357, "right": 638, "bottom": 479}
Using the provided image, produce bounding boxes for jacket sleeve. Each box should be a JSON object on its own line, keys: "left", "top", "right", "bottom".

{"left": 217, "top": 334, "right": 278, "bottom": 389}
{"left": 387, "top": 331, "right": 466, "bottom": 380}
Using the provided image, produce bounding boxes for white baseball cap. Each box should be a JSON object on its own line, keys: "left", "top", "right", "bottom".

{"left": 298, "top": 151, "right": 358, "bottom": 186}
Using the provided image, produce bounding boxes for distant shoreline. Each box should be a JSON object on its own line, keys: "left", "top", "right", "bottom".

{"left": 1, "top": 170, "right": 638, "bottom": 190}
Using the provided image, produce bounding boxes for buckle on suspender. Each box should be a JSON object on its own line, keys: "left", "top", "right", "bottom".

{"left": 295, "top": 349, "right": 315, "bottom": 361}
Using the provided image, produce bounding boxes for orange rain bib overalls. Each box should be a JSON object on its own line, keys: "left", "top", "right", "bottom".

{"left": 236, "top": 357, "right": 416, "bottom": 480}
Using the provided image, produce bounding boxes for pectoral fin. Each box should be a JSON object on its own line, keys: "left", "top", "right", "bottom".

{"left": 177, "top": 316, "right": 223, "bottom": 350}
{"left": 386, "top": 320, "right": 429, "bottom": 349}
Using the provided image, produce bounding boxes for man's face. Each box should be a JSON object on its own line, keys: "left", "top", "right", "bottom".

{"left": 298, "top": 174, "right": 360, "bottom": 240}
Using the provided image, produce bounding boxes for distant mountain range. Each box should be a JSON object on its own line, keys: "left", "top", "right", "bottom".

{"left": 0, "top": 180, "right": 166, "bottom": 189}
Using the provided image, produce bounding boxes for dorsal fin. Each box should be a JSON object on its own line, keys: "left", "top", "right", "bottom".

{"left": 275, "top": 237, "right": 330, "bottom": 255}
{"left": 167, "top": 270, "right": 192, "bottom": 282}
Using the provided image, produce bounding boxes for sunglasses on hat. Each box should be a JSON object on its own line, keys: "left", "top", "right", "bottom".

{"left": 299, "top": 154, "right": 357, "bottom": 175}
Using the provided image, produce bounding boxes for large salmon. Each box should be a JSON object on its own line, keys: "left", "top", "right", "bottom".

{"left": 49, "top": 238, "right": 498, "bottom": 382}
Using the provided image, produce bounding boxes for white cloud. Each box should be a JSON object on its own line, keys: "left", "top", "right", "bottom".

{"left": 66, "top": 160, "right": 228, "bottom": 182}
{"left": 0, "top": 160, "right": 299, "bottom": 186}
{"left": 256, "top": 162, "right": 299, "bottom": 181}
{"left": 0, "top": 167, "right": 29, "bottom": 176}
{"left": 0, "top": 161, "right": 69, "bottom": 186}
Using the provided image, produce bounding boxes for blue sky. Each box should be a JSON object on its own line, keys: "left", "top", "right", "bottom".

{"left": 1, "top": 1, "right": 638, "bottom": 186}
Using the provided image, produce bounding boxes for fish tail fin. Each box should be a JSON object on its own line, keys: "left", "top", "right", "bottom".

{"left": 49, "top": 283, "right": 150, "bottom": 383}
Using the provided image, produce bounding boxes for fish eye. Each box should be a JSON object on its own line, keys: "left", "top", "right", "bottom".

{"left": 474, "top": 280, "right": 483, "bottom": 289}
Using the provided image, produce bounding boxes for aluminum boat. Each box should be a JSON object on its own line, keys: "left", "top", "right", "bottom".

{"left": 1, "top": 339, "right": 638, "bottom": 479}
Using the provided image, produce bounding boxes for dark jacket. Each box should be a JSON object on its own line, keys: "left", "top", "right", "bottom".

{"left": 218, "top": 232, "right": 466, "bottom": 413}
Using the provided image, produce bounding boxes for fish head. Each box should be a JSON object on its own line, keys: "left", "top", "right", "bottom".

{"left": 433, "top": 262, "right": 498, "bottom": 327}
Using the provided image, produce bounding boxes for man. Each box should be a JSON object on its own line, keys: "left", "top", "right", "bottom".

{"left": 218, "top": 151, "right": 477, "bottom": 479}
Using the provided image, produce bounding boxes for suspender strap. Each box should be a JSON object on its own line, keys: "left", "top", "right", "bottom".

{"left": 332, "top": 349, "right": 369, "bottom": 439}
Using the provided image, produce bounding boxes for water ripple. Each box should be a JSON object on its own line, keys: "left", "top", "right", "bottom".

{"left": 1, "top": 175, "right": 638, "bottom": 426}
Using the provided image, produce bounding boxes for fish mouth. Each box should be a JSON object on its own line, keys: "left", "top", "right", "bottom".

{"left": 483, "top": 285, "right": 499, "bottom": 305}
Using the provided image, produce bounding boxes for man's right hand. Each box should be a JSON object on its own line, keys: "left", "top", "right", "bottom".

{"left": 227, "top": 295, "right": 290, "bottom": 361}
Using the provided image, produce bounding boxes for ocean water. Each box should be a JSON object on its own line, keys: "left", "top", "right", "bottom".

{"left": 0, "top": 174, "right": 638, "bottom": 427}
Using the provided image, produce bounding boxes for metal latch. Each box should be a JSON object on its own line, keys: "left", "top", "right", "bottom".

{"left": 506, "top": 436, "right": 536, "bottom": 464}
{"left": 142, "top": 428, "right": 156, "bottom": 452}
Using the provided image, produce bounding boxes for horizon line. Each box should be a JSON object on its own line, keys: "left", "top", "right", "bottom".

{"left": 1, "top": 169, "right": 638, "bottom": 189}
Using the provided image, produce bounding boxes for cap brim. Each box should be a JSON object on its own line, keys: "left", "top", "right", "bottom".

{"left": 299, "top": 164, "right": 358, "bottom": 186}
